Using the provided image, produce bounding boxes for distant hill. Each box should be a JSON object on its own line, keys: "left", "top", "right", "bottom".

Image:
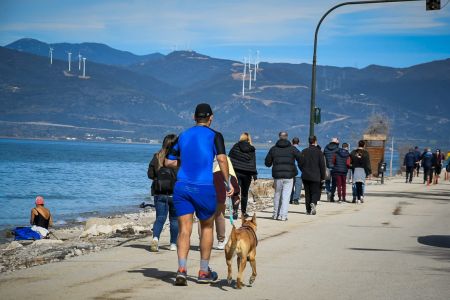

{"left": 5, "top": 38, "right": 164, "bottom": 66}
{"left": 1, "top": 39, "right": 449, "bottom": 149}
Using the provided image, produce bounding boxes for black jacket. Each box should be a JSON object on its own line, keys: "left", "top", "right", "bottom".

{"left": 229, "top": 141, "right": 257, "bottom": 175}
{"left": 350, "top": 148, "right": 372, "bottom": 176}
{"left": 403, "top": 151, "right": 416, "bottom": 168}
{"left": 299, "top": 145, "right": 326, "bottom": 182}
{"left": 265, "top": 139, "right": 301, "bottom": 179}
{"left": 323, "top": 142, "right": 339, "bottom": 168}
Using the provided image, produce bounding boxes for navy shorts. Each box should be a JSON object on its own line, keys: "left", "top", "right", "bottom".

{"left": 173, "top": 181, "right": 217, "bottom": 220}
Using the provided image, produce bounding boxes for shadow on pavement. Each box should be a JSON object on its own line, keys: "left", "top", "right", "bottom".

{"left": 125, "top": 244, "right": 151, "bottom": 252}
{"left": 348, "top": 247, "right": 399, "bottom": 252}
{"left": 365, "top": 190, "right": 450, "bottom": 202}
{"left": 418, "top": 235, "right": 450, "bottom": 249}
{"left": 128, "top": 268, "right": 179, "bottom": 285}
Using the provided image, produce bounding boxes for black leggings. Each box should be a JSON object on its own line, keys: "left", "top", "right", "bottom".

{"left": 355, "top": 182, "right": 364, "bottom": 200}
{"left": 237, "top": 173, "right": 252, "bottom": 214}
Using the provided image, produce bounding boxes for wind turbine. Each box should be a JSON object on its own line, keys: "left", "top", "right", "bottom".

{"left": 253, "top": 54, "right": 257, "bottom": 82}
{"left": 82, "top": 57, "right": 86, "bottom": 77}
{"left": 68, "top": 52, "right": 72, "bottom": 72}
{"left": 242, "top": 57, "right": 247, "bottom": 96}
{"left": 49, "top": 47, "right": 54, "bottom": 65}
{"left": 248, "top": 68, "right": 253, "bottom": 90}
{"left": 78, "top": 53, "right": 82, "bottom": 70}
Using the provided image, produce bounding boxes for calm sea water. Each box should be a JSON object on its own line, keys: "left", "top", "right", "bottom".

{"left": 0, "top": 138, "right": 398, "bottom": 230}
{"left": 0, "top": 139, "right": 272, "bottom": 229}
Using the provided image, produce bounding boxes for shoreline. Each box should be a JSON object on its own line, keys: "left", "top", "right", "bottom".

{"left": 0, "top": 179, "right": 277, "bottom": 273}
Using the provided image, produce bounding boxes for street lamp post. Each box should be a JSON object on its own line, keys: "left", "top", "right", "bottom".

{"left": 309, "top": 0, "right": 430, "bottom": 137}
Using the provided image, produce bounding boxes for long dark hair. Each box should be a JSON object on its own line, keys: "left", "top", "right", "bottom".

{"left": 156, "top": 134, "right": 177, "bottom": 170}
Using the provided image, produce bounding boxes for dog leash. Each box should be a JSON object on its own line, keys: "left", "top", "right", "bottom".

{"left": 226, "top": 196, "right": 234, "bottom": 226}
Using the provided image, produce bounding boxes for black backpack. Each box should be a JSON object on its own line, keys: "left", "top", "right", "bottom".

{"left": 154, "top": 167, "right": 176, "bottom": 195}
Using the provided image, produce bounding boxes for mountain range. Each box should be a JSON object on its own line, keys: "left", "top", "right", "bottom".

{"left": 1, "top": 38, "right": 449, "bottom": 148}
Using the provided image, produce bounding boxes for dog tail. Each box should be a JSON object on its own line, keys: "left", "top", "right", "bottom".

{"left": 226, "top": 225, "right": 238, "bottom": 260}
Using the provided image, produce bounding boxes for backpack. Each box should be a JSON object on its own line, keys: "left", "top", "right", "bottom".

{"left": 154, "top": 167, "right": 176, "bottom": 195}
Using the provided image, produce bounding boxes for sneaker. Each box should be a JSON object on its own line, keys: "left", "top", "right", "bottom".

{"left": 293, "top": 199, "right": 300, "bottom": 205}
{"left": 150, "top": 239, "right": 159, "bottom": 252}
{"left": 310, "top": 203, "right": 316, "bottom": 215}
{"left": 175, "top": 267, "right": 187, "bottom": 286}
{"left": 356, "top": 200, "right": 361, "bottom": 204}
{"left": 197, "top": 267, "right": 219, "bottom": 284}
{"left": 326, "top": 192, "right": 331, "bottom": 201}
{"left": 279, "top": 216, "right": 288, "bottom": 221}
{"left": 216, "top": 241, "right": 225, "bottom": 250}
{"left": 170, "top": 243, "right": 177, "bottom": 251}
{"left": 360, "top": 197, "right": 364, "bottom": 203}
{"left": 243, "top": 213, "right": 250, "bottom": 218}
{"left": 232, "top": 213, "right": 238, "bottom": 220}
{"left": 306, "top": 211, "right": 311, "bottom": 215}
{"left": 272, "top": 215, "right": 278, "bottom": 220}
{"left": 337, "top": 199, "right": 342, "bottom": 204}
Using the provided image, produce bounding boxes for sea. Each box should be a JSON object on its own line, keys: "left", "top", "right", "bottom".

{"left": 0, "top": 138, "right": 399, "bottom": 230}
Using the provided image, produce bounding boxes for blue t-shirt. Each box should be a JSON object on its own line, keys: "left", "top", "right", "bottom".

{"left": 168, "top": 125, "right": 226, "bottom": 185}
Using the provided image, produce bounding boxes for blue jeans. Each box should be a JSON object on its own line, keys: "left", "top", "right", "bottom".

{"left": 291, "top": 176, "right": 302, "bottom": 201}
{"left": 153, "top": 195, "right": 178, "bottom": 244}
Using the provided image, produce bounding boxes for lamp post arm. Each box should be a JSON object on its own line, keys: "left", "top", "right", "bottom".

{"left": 309, "top": 0, "right": 422, "bottom": 137}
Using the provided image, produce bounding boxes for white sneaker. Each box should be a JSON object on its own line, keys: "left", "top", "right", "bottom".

{"left": 169, "top": 243, "right": 177, "bottom": 251}
{"left": 216, "top": 241, "right": 225, "bottom": 250}
{"left": 150, "top": 239, "right": 159, "bottom": 252}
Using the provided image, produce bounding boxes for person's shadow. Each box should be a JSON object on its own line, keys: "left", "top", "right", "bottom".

{"left": 128, "top": 268, "right": 239, "bottom": 290}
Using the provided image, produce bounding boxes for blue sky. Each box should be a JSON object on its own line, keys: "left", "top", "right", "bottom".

{"left": 1, "top": 0, "right": 449, "bottom": 67}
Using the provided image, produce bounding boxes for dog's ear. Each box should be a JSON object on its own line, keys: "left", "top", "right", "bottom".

{"left": 252, "top": 213, "right": 256, "bottom": 225}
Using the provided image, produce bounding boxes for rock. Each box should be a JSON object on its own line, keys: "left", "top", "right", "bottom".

{"left": 74, "top": 249, "right": 83, "bottom": 256}
{"left": 5, "top": 241, "right": 23, "bottom": 251}
{"left": 31, "top": 239, "right": 63, "bottom": 246}
{"left": 132, "top": 226, "right": 147, "bottom": 234}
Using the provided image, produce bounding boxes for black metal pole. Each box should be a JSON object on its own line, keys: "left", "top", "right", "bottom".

{"left": 309, "top": 0, "right": 422, "bottom": 137}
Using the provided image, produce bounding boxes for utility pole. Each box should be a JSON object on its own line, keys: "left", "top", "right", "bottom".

{"left": 308, "top": 0, "right": 439, "bottom": 137}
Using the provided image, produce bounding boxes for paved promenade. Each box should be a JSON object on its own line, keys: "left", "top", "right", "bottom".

{"left": 1, "top": 178, "right": 449, "bottom": 300}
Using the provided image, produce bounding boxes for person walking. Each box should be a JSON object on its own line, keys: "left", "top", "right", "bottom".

{"left": 432, "top": 149, "right": 445, "bottom": 184}
{"left": 331, "top": 143, "right": 351, "bottom": 203}
{"left": 265, "top": 131, "right": 301, "bottom": 221}
{"left": 350, "top": 140, "right": 371, "bottom": 204}
{"left": 147, "top": 134, "right": 179, "bottom": 252}
{"left": 212, "top": 157, "right": 240, "bottom": 250}
{"left": 290, "top": 137, "right": 302, "bottom": 205}
{"left": 323, "top": 138, "right": 340, "bottom": 202}
{"left": 421, "top": 148, "right": 433, "bottom": 185}
{"left": 166, "top": 103, "right": 233, "bottom": 286}
{"left": 299, "top": 136, "right": 326, "bottom": 215}
{"left": 228, "top": 132, "right": 257, "bottom": 218}
{"left": 414, "top": 146, "right": 422, "bottom": 177}
{"left": 403, "top": 148, "right": 417, "bottom": 184}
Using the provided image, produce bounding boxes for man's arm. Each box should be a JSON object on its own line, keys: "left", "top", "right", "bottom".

{"left": 265, "top": 148, "right": 273, "bottom": 167}
{"left": 319, "top": 150, "right": 326, "bottom": 181}
{"left": 165, "top": 141, "right": 180, "bottom": 169}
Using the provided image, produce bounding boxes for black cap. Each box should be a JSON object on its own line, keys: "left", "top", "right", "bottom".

{"left": 195, "top": 103, "right": 213, "bottom": 118}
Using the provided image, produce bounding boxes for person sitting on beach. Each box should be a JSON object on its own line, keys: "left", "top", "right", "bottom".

{"left": 30, "top": 196, "right": 53, "bottom": 237}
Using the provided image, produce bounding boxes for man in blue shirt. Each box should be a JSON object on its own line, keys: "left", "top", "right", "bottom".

{"left": 166, "top": 103, "right": 233, "bottom": 286}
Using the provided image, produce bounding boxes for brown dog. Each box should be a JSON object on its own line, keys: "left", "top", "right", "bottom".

{"left": 225, "top": 213, "right": 258, "bottom": 289}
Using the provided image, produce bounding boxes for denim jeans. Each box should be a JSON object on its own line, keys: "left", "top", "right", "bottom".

{"left": 290, "top": 176, "right": 302, "bottom": 201}
{"left": 153, "top": 195, "right": 178, "bottom": 244}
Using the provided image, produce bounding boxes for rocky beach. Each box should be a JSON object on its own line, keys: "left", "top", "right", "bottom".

{"left": 0, "top": 179, "right": 277, "bottom": 273}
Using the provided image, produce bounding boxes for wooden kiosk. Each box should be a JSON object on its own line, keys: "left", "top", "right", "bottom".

{"left": 363, "top": 134, "right": 387, "bottom": 177}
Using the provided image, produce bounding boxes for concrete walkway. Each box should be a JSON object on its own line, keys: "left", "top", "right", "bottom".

{"left": 1, "top": 178, "right": 449, "bottom": 300}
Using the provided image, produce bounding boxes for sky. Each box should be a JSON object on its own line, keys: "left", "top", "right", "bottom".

{"left": 1, "top": 0, "right": 449, "bottom": 68}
